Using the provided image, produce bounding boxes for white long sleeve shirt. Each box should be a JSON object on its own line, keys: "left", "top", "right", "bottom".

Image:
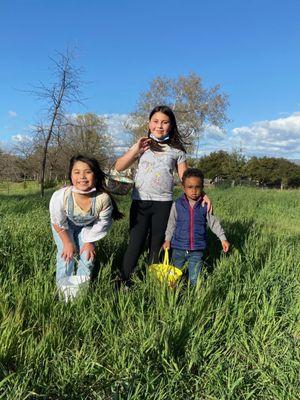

{"left": 49, "top": 187, "right": 113, "bottom": 243}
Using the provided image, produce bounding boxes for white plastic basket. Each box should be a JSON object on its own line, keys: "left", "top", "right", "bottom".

{"left": 57, "top": 275, "right": 90, "bottom": 302}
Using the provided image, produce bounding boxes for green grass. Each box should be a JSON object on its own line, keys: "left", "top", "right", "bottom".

{"left": 0, "top": 181, "right": 40, "bottom": 195}
{"left": 0, "top": 187, "right": 299, "bottom": 399}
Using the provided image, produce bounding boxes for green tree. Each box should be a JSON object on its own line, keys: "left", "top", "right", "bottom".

{"left": 193, "top": 150, "right": 246, "bottom": 180}
{"left": 245, "top": 157, "right": 300, "bottom": 188}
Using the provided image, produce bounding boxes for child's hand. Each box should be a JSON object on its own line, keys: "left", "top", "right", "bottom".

{"left": 137, "top": 137, "right": 151, "bottom": 155}
{"left": 163, "top": 240, "right": 171, "bottom": 250}
{"left": 202, "top": 194, "right": 213, "bottom": 214}
{"left": 61, "top": 241, "right": 76, "bottom": 262}
{"left": 80, "top": 242, "right": 96, "bottom": 261}
{"left": 221, "top": 240, "right": 230, "bottom": 253}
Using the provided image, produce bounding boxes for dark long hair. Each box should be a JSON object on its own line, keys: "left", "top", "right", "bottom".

{"left": 148, "top": 105, "right": 186, "bottom": 152}
{"left": 68, "top": 155, "right": 123, "bottom": 221}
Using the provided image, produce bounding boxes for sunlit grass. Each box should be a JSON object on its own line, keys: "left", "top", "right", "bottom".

{"left": 0, "top": 180, "right": 41, "bottom": 195}
{"left": 0, "top": 187, "right": 299, "bottom": 399}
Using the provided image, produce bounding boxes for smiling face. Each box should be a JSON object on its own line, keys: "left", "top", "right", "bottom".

{"left": 148, "top": 111, "right": 171, "bottom": 139}
{"left": 71, "top": 161, "right": 95, "bottom": 192}
{"left": 183, "top": 176, "right": 203, "bottom": 202}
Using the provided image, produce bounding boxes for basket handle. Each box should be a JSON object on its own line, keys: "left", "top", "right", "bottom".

{"left": 108, "top": 161, "right": 118, "bottom": 175}
{"left": 163, "top": 248, "right": 170, "bottom": 267}
{"left": 108, "top": 162, "right": 132, "bottom": 179}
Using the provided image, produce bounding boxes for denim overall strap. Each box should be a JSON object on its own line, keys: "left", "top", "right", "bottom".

{"left": 67, "top": 192, "right": 97, "bottom": 226}
{"left": 90, "top": 193, "right": 96, "bottom": 216}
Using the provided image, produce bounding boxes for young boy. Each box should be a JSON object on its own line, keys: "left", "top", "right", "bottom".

{"left": 163, "top": 168, "right": 230, "bottom": 285}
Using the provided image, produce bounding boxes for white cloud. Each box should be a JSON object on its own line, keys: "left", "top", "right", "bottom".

{"left": 101, "top": 113, "right": 133, "bottom": 151}
{"left": 65, "top": 113, "right": 78, "bottom": 119}
{"left": 11, "top": 134, "right": 33, "bottom": 143}
{"left": 8, "top": 110, "right": 18, "bottom": 118}
{"left": 202, "top": 124, "right": 226, "bottom": 140}
{"left": 230, "top": 112, "right": 300, "bottom": 158}
{"left": 192, "top": 112, "right": 300, "bottom": 159}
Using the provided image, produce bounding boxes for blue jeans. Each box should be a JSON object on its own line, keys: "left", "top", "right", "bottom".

{"left": 171, "top": 248, "right": 204, "bottom": 286}
{"left": 51, "top": 222, "right": 94, "bottom": 284}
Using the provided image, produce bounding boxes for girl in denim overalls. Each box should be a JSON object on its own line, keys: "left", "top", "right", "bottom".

{"left": 49, "top": 155, "right": 123, "bottom": 288}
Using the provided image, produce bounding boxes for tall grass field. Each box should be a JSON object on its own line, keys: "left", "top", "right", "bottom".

{"left": 0, "top": 186, "right": 299, "bottom": 399}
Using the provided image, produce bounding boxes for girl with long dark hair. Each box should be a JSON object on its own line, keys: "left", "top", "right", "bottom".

{"left": 50, "top": 154, "right": 123, "bottom": 291}
{"left": 115, "top": 105, "right": 192, "bottom": 285}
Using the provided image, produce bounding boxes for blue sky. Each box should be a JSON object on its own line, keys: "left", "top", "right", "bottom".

{"left": 1, "top": 0, "right": 300, "bottom": 158}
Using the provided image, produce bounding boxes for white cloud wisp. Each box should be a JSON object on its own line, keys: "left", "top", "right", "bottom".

{"left": 231, "top": 112, "right": 300, "bottom": 158}
{"left": 8, "top": 110, "right": 18, "bottom": 118}
{"left": 195, "top": 112, "right": 300, "bottom": 159}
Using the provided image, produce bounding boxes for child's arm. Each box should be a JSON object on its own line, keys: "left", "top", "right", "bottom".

{"left": 221, "top": 240, "right": 230, "bottom": 253}
{"left": 52, "top": 224, "right": 76, "bottom": 262}
{"left": 115, "top": 137, "right": 151, "bottom": 171}
{"left": 79, "top": 204, "right": 113, "bottom": 260}
{"left": 206, "top": 212, "right": 230, "bottom": 252}
{"left": 50, "top": 188, "right": 75, "bottom": 261}
{"left": 49, "top": 188, "right": 69, "bottom": 230}
{"left": 202, "top": 194, "right": 213, "bottom": 213}
{"left": 163, "top": 203, "right": 177, "bottom": 250}
{"left": 81, "top": 203, "right": 113, "bottom": 243}
{"left": 177, "top": 161, "right": 188, "bottom": 181}
{"left": 163, "top": 240, "right": 171, "bottom": 250}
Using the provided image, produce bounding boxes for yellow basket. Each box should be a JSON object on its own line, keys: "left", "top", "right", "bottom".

{"left": 149, "top": 249, "right": 183, "bottom": 286}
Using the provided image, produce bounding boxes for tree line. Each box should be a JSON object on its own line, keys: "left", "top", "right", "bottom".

{"left": 2, "top": 145, "right": 299, "bottom": 190}
{"left": 191, "top": 150, "right": 300, "bottom": 189}
{"left": 0, "top": 112, "right": 113, "bottom": 185}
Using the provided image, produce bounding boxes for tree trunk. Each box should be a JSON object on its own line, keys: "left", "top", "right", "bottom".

{"left": 40, "top": 70, "right": 66, "bottom": 197}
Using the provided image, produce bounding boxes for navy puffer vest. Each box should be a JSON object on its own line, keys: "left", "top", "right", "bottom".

{"left": 171, "top": 195, "right": 207, "bottom": 250}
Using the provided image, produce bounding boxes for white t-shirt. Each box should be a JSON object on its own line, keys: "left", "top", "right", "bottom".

{"left": 132, "top": 145, "right": 186, "bottom": 201}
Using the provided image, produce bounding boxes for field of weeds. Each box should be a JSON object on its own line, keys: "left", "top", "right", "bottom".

{"left": 0, "top": 186, "right": 299, "bottom": 399}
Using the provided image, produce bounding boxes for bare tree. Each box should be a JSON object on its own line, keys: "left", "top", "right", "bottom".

{"left": 11, "top": 135, "right": 39, "bottom": 180}
{"left": 31, "top": 49, "right": 82, "bottom": 196}
{"left": 126, "top": 73, "right": 229, "bottom": 154}
{"left": 0, "top": 149, "right": 22, "bottom": 182}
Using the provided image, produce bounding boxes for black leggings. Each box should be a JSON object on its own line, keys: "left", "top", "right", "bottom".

{"left": 121, "top": 200, "right": 172, "bottom": 281}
